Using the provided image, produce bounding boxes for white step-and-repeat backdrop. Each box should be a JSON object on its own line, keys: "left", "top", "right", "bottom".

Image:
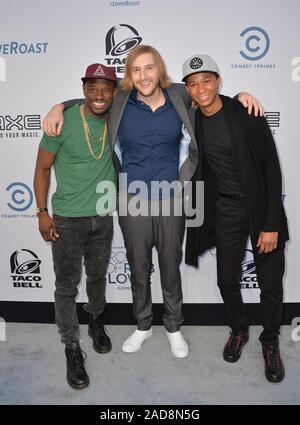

{"left": 1, "top": 0, "right": 299, "bottom": 318}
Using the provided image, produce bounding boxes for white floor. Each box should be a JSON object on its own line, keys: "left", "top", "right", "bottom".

{"left": 0, "top": 323, "right": 299, "bottom": 405}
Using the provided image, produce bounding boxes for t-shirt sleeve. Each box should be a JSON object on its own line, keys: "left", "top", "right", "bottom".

{"left": 63, "top": 98, "right": 84, "bottom": 110}
{"left": 39, "top": 132, "right": 62, "bottom": 154}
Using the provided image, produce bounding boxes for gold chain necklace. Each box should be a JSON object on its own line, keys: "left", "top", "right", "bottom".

{"left": 80, "top": 104, "right": 107, "bottom": 160}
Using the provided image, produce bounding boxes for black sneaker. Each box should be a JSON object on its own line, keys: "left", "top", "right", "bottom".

{"left": 65, "top": 345, "right": 89, "bottom": 389}
{"left": 88, "top": 314, "right": 112, "bottom": 354}
{"left": 262, "top": 340, "right": 285, "bottom": 383}
{"left": 223, "top": 330, "right": 249, "bottom": 363}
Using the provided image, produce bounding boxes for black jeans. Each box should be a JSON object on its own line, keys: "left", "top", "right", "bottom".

{"left": 215, "top": 196, "right": 284, "bottom": 343}
{"left": 52, "top": 215, "right": 113, "bottom": 348}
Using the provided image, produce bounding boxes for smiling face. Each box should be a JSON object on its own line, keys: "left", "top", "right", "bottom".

{"left": 130, "top": 52, "right": 160, "bottom": 101}
{"left": 83, "top": 79, "right": 116, "bottom": 117}
{"left": 185, "top": 72, "right": 222, "bottom": 116}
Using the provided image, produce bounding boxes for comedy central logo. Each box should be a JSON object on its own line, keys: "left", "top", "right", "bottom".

{"left": 1, "top": 182, "right": 36, "bottom": 219}
{"left": 10, "top": 249, "right": 43, "bottom": 288}
{"left": 231, "top": 26, "right": 276, "bottom": 71}
{"left": 104, "top": 24, "right": 142, "bottom": 75}
{"left": 240, "top": 249, "right": 258, "bottom": 289}
{"left": 6, "top": 182, "right": 33, "bottom": 212}
{"left": 240, "top": 26, "right": 270, "bottom": 61}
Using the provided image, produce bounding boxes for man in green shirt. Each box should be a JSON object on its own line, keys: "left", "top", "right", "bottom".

{"left": 34, "top": 64, "right": 117, "bottom": 389}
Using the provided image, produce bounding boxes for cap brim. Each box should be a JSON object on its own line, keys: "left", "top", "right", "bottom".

{"left": 182, "top": 70, "right": 219, "bottom": 82}
{"left": 81, "top": 76, "right": 117, "bottom": 84}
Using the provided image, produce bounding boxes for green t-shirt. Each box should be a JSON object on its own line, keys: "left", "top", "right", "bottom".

{"left": 40, "top": 104, "right": 116, "bottom": 217}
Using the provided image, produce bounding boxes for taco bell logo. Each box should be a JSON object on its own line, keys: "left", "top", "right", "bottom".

{"left": 10, "top": 249, "right": 43, "bottom": 288}
{"left": 105, "top": 24, "right": 142, "bottom": 74}
{"left": 240, "top": 249, "right": 259, "bottom": 289}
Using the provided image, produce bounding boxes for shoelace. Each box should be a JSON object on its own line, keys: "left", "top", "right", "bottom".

{"left": 70, "top": 348, "right": 87, "bottom": 369}
{"left": 94, "top": 321, "right": 108, "bottom": 337}
{"left": 263, "top": 345, "right": 281, "bottom": 369}
{"left": 227, "top": 333, "right": 244, "bottom": 351}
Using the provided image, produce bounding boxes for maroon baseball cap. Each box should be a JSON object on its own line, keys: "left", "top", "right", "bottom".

{"left": 81, "top": 63, "right": 117, "bottom": 84}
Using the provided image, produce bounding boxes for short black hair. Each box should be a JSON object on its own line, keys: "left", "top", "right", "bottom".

{"left": 184, "top": 71, "right": 219, "bottom": 84}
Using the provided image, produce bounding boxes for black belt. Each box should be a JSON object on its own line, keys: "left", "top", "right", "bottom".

{"left": 219, "top": 193, "right": 244, "bottom": 200}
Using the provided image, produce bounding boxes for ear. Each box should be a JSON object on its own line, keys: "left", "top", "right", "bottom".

{"left": 82, "top": 83, "right": 87, "bottom": 97}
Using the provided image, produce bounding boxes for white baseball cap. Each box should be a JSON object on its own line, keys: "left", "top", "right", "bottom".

{"left": 182, "top": 54, "right": 220, "bottom": 82}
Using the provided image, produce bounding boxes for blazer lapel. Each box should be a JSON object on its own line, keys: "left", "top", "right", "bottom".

{"left": 108, "top": 89, "right": 131, "bottom": 152}
{"left": 167, "top": 85, "right": 195, "bottom": 139}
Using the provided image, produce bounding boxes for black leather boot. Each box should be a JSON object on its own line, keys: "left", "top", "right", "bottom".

{"left": 88, "top": 313, "right": 112, "bottom": 354}
{"left": 262, "top": 339, "right": 285, "bottom": 383}
{"left": 65, "top": 345, "right": 89, "bottom": 389}
{"left": 223, "top": 330, "right": 249, "bottom": 363}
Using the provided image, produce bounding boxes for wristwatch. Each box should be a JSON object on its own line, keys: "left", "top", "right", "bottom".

{"left": 35, "top": 207, "right": 48, "bottom": 215}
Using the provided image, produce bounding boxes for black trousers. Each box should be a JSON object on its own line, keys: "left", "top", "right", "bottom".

{"left": 214, "top": 196, "right": 284, "bottom": 343}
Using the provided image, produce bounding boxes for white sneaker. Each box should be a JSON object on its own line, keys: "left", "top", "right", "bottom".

{"left": 122, "top": 328, "right": 153, "bottom": 353}
{"left": 166, "top": 330, "right": 189, "bottom": 358}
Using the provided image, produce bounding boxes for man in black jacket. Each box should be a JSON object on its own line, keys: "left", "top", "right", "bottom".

{"left": 183, "top": 54, "right": 289, "bottom": 383}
